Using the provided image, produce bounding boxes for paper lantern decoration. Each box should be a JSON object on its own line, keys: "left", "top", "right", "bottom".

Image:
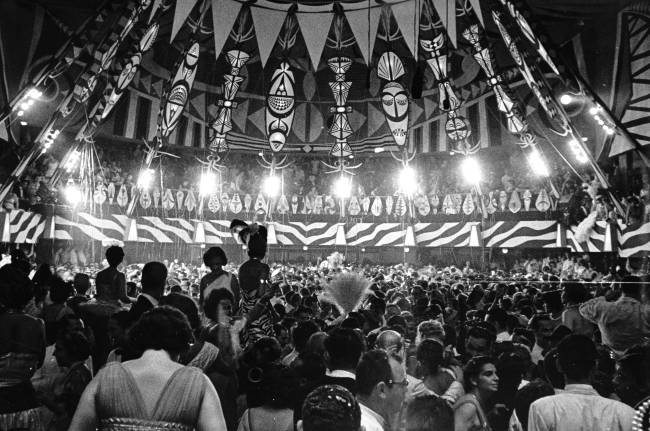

{"left": 509, "top": 191, "right": 521, "bottom": 213}
{"left": 266, "top": 61, "right": 296, "bottom": 152}
{"left": 523, "top": 190, "right": 532, "bottom": 211}
{"left": 462, "top": 193, "right": 475, "bottom": 215}
{"left": 324, "top": 196, "right": 337, "bottom": 215}
{"left": 313, "top": 196, "right": 324, "bottom": 214}
{"left": 385, "top": 196, "right": 394, "bottom": 215}
{"left": 208, "top": 193, "right": 220, "bottom": 212}
{"left": 107, "top": 183, "right": 115, "bottom": 204}
{"left": 291, "top": 195, "right": 299, "bottom": 214}
{"left": 371, "top": 197, "right": 383, "bottom": 217}
{"left": 152, "top": 189, "right": 160, "bottom": 208}
{"left": 220, "top": 193, "right": 230, "bottom": 211}
{"left": 395, "top": 196, "right": 407, "bottom": 217}
{"left": 157, "top": 41, "right": 200, "bottom": 142}
{"left": 277, "top": 195, "right": 289, "bottom": 214}
{"left": 486, "top": 192, "right": 497, "bottom": 214}
{"left": 185, "top": 191, "right": 197, "bottom": 212}
{"left": 243, "top": 194, "right": 252, "bottom": 212}
{"left": 348, "top": 196, "right": 361, "bottom": 215}
{"left": 229, "top": 193, "right": 243, "bottom": 213}
{"left": 377, "top": 52, "right": 409, "bottom": 147}
{"left": 140, "top": 189, "right": 152, "bottom": 209}
{"left": 498, "top": 190, "right": 508, "bottom": 211}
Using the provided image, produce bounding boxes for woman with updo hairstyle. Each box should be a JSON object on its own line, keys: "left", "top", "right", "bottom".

{"left": 453, "top": 356, "right": 499, "bottom": 431}
{"left": 199, "top": 246, "right": 240, "bottom": 313}
{"left": 69, "top": 306, "right": 227, "bottom": 431}
{"left": 0, "top": 265, "right": 46, "bottom": 430}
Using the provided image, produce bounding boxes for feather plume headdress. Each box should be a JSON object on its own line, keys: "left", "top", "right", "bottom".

{"left": 319, "top": 272, "right": 371, "bottom": 315}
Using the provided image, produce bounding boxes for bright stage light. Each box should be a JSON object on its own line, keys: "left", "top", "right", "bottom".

{"left": 398, "top": 166, "right": 417, "bottom": 196}
{"left": 460, "top": 157, "right": 481, "bottom": 184}
{"left": 263, "top": 175, "right": 281, "bottom": 197}
{"left": 374, "top": 147, "right": 385, "bottom": 153}
{"left": 137, "top": 168, "right": 155, "bottom": 189}
{"left": 64, "top": 183, "right": 82, "bottom": 205}
{"left": 333, "top": 175, "right": 351, "bottom": 198}
{"left": 527, "top": 148, "right": 549, "bottom": 177}
{"left": 501, "top": 248, "right": 508, "bottom": 254}
{"left": 559, "top": 94, "right": 572, "bottom": 105}
{"left": 589, "top": 106, "right": 599, "bottom": 116}
{"left": 199, "top": 171, "right": 217, "bottom": 196}
{"left": 26, "top": 88, "right": 42, "bottom": 99}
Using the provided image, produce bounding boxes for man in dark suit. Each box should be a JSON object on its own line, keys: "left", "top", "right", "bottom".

{"left": 129, "top": 261, "right": 167, "bottom": 323}
{"left": 321, "top": 327, "right": 366, "bottom": 394}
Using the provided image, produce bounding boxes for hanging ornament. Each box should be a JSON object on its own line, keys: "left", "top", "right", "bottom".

{"left": 229, "top": 193, "right": 243, "bottom": 213}
{"left": 117, "top": 185, "right": 129, "bottom": 207}
{"left": 277, "top": 195, "right": 289, "bottom": 214}
{"left": 509, "top": 190, "right": 521, "bottom": 213}
{"left": 291, "top": 195, "right": 299, "bottom": 214}
{"left": 313, "top": 195, "right": 324, "bottom": 214}
{"left": 327, "top": 56, "right": 354, "bottom": 158}
{"left": 208, "top": 50, "right": 250, "bottom": 157}
{"left": 162, "top": 189, "right": 175, "bottom": 210}
{"left": 430, "top": 194, "right": 440, "bottom": 214}
{"left": 185, "top": 191, "right": 197, "bottom": 212}
{"left": 361, "top": 196, "right": 371, "bottom": 214}
{"left": 486, "top": 192, "right": 497, "bottom": 214}
{"left": 140, "top": 189, "right": 152, "bottom": 209}
{"left": 208, "top": 193, "right": 221, "bottom": 213}
{"left": 152, "top": 188, "right": 160, "bottom": 208}
{"left": 385, "top": 196, "right": 394, "bottom": 215}
{"left": 377, "top": 52, "right": 409, "bottom": 147}
{"left": 176, "top": 191, "right": 185, "bottom": 209}
{"left": 395, "top": 195, "right": 407, "bottom": 217}
{"left": 243, "top": 194, "right": 252, "bottom": 212}
{"left": 523, "top": 189, "right": 532, "bottom": 211}
{"left": 94, "top": 184, "right": 107, "bottom": 204}
{"left": 266, "top": 61, "right": 296, "bottom": 153}
{"left": 157, "top": 41, "right": 200, "bottom": 143}
{"left": 415, "top": 195, "right": 430, "bottom": 216}
{"left": 498, "top": 190, "right": 508, "bottom": 211}
{"left": 462, "top": 193, "right": 475, "bottom": 215}
{"left": 371, "top": 196, "right": 383, "bottom": 217}
{"left": 348, "top": 196, "right": 361, "bottom": 216}
{"left": 324, "top": 195, "right": 337, "bottom": 215}
{"left": 107, "top": 183, "right": 115, "bottom": 204}
{"left": 535, "top": 188, "right": 551, "bottom": 212}
{"left": 219, "top": 193, "right": 230, "bottom": 212}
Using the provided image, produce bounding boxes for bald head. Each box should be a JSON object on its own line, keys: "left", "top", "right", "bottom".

{"left": 377, "top": 330, "right": 403, "bottom": 354}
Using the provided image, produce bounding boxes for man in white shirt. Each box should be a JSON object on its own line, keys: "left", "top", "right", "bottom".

{"left": 356, "top": 350, "right": 408, "bottom": 431}
{"left": 528, "top": 335, "right": 634, "bottom": 431}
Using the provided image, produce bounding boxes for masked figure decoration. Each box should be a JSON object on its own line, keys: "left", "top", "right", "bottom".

{"left": 266, "top": 61, "right": 296, "bottom": 153}
{"left": 377, "top": 52, "right": 409, "bottom": 147}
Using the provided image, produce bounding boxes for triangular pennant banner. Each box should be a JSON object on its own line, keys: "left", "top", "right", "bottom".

{"left": 431, "top": 0, "right": 456, "bottom": 47}
{"left": 335, "top": 223, "right": 347, "bottom": 246}
{"left": 170, "top": 0, "right": 200, "bottom": 42}
{"left": 296, "top": 11, "right": 334, "bottom": 71}
{"left": 390, "top": 1, "right": 420, "bottom": 58}
{"left": 345, "top": 6, "right": 382, "bottom": 65}
{"left": 149, "top": 0, "right": 163, "bottom": 23}
{"left": 469, "top": 0, "right": 484, "bottom": 27}
{"left": 250, "top": 6, "right": 286, "bottom": 67}
{"left": 211, "top": 0, "right": 242, "bottom": 60}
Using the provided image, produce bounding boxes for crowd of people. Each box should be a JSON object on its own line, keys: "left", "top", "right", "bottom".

{"left": 8, "top": 140, "right": 649, "bottom": 219}
{"left": 0, "top": 218, "right": 649, "bottom": 431}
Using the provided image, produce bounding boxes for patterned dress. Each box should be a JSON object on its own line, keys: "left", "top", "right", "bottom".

{"left": 238, "top": 258, "right": 274, "bottom": 345}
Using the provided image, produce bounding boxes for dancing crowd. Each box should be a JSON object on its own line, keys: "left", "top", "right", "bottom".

{"left": 0, "top": 220, "right": 649, "bottom": 431}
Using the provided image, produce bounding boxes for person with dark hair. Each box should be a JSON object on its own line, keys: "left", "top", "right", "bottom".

{"left": 405, "top": 395, "right": 454, "bottom": 431}
{"left": 453, "top": 356, "right": 499, "bottom": 431}
{"left": 129, "top": 261, "right": 168, "bottom": 323}
{"left": 283, "top": 320, "right": 319, "bottom": 367}
{"left": 199, "top": 247, "right": 240, "bottom": 312}
{"left": 298, "top": 385, "right": 361, "bottom": 431}
{"left": 528, "top": 335, "right": 634, "bottom": 431}
{"left": 238, "top": 364, "right": 298, "bottom": 431}
{"left": 528, "top": 314, "right": 555, "bottom": 365}
{"left": 406, "top": 339, "right": 463, "bottom": 406}
{"left": 45, "top": 331, "right": 92, "bottom": 431}
{"left": 561, "top": 282, "right": 595, "bottom": 337}
{"left": 464, "top": 324, "right": 496, "bottom": 362}
{"left": 511, "top": 380, "right": 555, "bottom": 431}
{"left": 486, "top": 307, "right": 511, "bottom": 342}
{"left": 356, "top": 350, "right": 407, "bottom": 431}
{"left": 41, "top": 277, "right": 74, "bottom": 345}
{"left": 579, "top": 275, "right": 650, "bottom": 356}
{"left": 95, "top": 246, "right": 133, "bottom": 305}
{"left": 69, "top": 306, "right": 226, "bottom": 430}
{"left": 323, "top": 328, "right": 366, "bottom": 394}
{"left": 0, "top": 265, "right": 46, "bottom": 430}
{"left": 68, "top": 273, "right": 91, "bottom": 316}
{"left": 160, "top": 292, "right": 201, "bottom": 335}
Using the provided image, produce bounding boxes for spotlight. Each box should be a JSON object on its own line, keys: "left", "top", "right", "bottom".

{"left": 398, "top": 166, "right": 417, "bottom": 196}
{"left": 527, "top": 148, "right": 549, "bottom": 177}
{"left": 404, "top": 247, "right": 410, "bottom": 253}
{"left": 361, "top": 248, "right": 366, "bottom": 252}
{"left": 17, "top": 110, "right": 24, "bottom": 117}
{"left": 559, "top": 94, "right": 572, "bottom": 105}
{"left": 137, "top": 168, "right": 155, "bottom": 189}
{"left": 460, "top": 157, "right": 482, "bottom": 184}
{"left": 26, "top": 88, "right": 42, "bottom": 99}
{"left": 199, "top": 171, "right": 217, "bottom": 196}
{"left": 263, "top": 175, "right": 281, "bottom": 197}
{"left": 603, "top": 126, "right": 615, "bottom": 136}
{"left": 65, "top": 150, "right": 81, "bottom": 173}
{"left": 20, "top": 121, "right": 27, "bottom": 126}
{"left": 64, "top": 183, "right": 82, "bottom": 205}
{"left": 374, "top": 147, "right": 385, "bottom": 153}
{"left": 589, "top": 106, "right": 599, "bottom": 116}
{"left": 333, "top": 175, "right": 351, "bottom": 198}
{"left": 302, "top": 246, "right": 308, "bottom": 251}
{"left": 501, "top": 248, "right": 508, "bottom": 254}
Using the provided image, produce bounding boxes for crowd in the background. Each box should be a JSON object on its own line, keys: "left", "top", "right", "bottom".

{"left": 0, "top": 234, "right": 649, "bottom": 431}
{"left": 8, "top": 142, "right": 649, "bottom": 218}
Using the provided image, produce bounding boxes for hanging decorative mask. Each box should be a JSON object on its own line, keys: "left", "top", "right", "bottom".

{"left": 266, "top": 61, "right": 296, "bottom": 152}
{"left": 158, "top": 41, "right": 200, "bottom": 141}
{"left": 377, "top": 52, "right": 409, "bottom": 147}
{"left": 327, "top": 57, "right": 354, "bottom": 158}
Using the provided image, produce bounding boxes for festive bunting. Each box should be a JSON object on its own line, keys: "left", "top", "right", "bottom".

{"left": 211, "top": 0, "right": 242, "bottom": 60}
{"left": 170, "top": 0, "right": 200, "bottom": 42}
{"left": 296, "top": 11, "right": 334, "bottom": 71}
{"left": 390, "top": 1, "right": 420, "bottom": 58}
{"left": 250, "top": 6, "right": 286, "bottom": 67}
{"left": 345, "top": 5, "right": 382, "bottom": 65}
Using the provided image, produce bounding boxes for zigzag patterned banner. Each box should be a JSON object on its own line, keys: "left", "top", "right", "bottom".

{"left": 2, "top": 210, "right": 648, "bottom": 255}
